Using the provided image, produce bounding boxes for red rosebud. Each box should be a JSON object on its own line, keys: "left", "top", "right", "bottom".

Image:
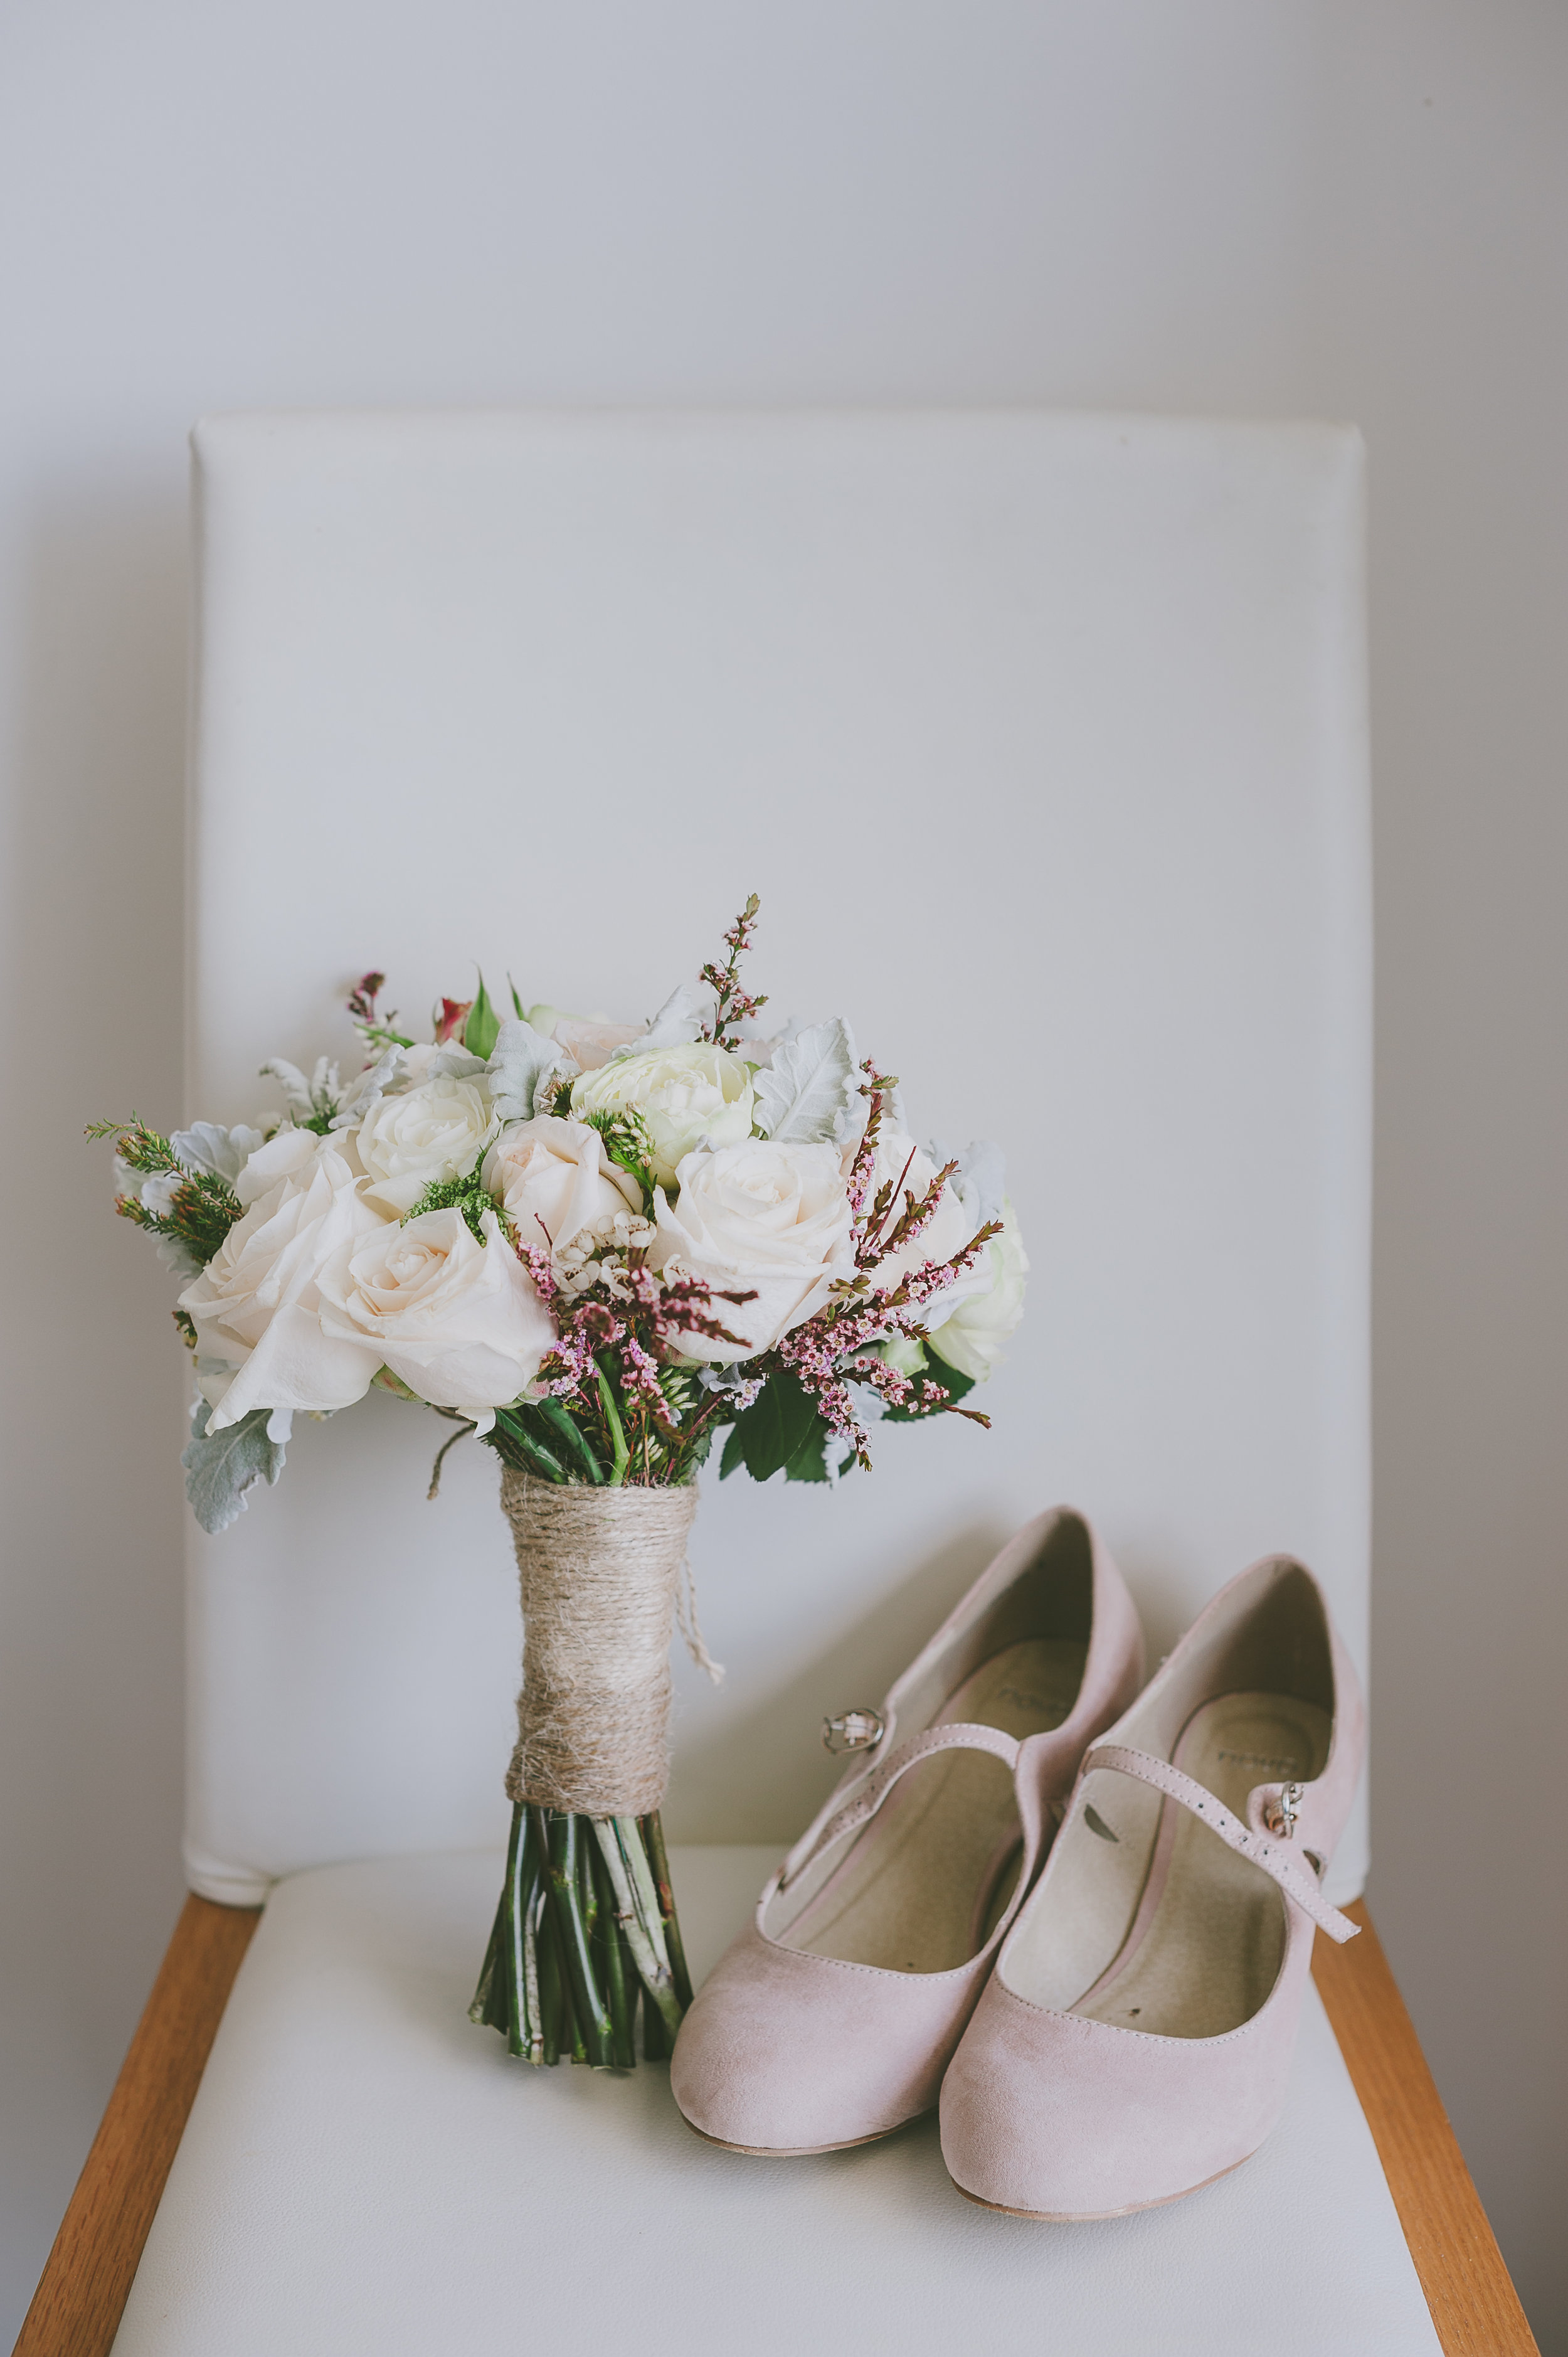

{"left": 435, "top": 997, "right": 473, "bottom": 1043}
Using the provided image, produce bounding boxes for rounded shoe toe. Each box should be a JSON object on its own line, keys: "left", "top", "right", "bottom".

{"left": 940, "top": 1977, "right": 1295, "bottom": 2218}
{"left": 671, "top": 1923, "right": 966, "bottom": 2154}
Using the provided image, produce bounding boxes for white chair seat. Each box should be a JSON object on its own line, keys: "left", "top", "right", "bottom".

{"left": 112, "top": 1849, "right": 1440, "bottom": 2356}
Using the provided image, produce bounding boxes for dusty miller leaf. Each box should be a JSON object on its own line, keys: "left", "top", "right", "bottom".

{"left": 331, "top": 1043, "right": 405, "bottom": 1129}
{"left": 171, "top": 1121, "right": 266, "bottom": 1185}
{"left": 486, "top": 1019, "right": 564, "bottom": 1122}
{"left": 181, "top": 1398, "right": 289, "bottom": 1535}
{"left": 753, "top": 1017, "right": 858, "bottom": 1145}
{"left": 258, "top": 1058, "right": 314, "bottom": 1121}
{"left": 610, "top": 981, "right": 709, "bottom": 1060}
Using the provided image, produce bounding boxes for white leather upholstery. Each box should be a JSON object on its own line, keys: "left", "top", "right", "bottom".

{"left": 184, "top": 410, "right": 1371, "bottom": 1904}
{"left": 112, "top": 1848, "right": 1438, "bottom": 2356}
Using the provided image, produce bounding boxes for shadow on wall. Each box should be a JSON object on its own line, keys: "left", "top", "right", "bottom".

{"left": 670, "top": 1515, "right": 1012, "bottom": 1843}
{"left": 0, "top": 482, "right": 192, "bottom": 2339}
{"left": 665, "top": 1504, "right": 1203, "bottom": 1849}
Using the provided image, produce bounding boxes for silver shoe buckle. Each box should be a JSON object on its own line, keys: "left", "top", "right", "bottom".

{"left": 1263, "top": 1781, "right": 1304, "bottom": 1838}
{"left": 822, "top": 1707, "right": 884, "bottom": 1755}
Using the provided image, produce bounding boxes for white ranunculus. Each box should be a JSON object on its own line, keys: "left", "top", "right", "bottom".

{"left": 925, "top": 1200, "right": 1029, "bottom": 1381}
{"left": 316, "top": 1206, "right": 555, "bottom": 1432}
{"left": 481, "top": 1115, "right": 644, "bottom": 1257}
{"left": 179, "top": 1128, "right": 389, "bottom": 1429}
{"left": 571, "top": 1041, "right": 754, "bottom": 1189}
{"left": 355, "top": 1073, "right": 501, "bottom": 1216}
{"left": 856, "top": 1127, "right": 992, "bottom": 1324}
{"left": 651, "top": 1140, "right": 856, "bottom": 1362}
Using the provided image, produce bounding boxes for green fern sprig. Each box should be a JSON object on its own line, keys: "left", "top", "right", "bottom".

{"left": 403, "top": 1169, "right": 511, "bottom": 1245}
{"left": 87, "top": 1115, "right": 243, "bottom": 1270}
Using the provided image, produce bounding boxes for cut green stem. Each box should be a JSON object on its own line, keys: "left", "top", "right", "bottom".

{"left": 593, "top": 1819, "right": 682, "bottom": 2043}
{"left": 537, "top": 1808, "right": 613, "bottom": 2069}
{"left": 595, "top": 1368, "right": 630, "bottom": 1486}
{"left": 640, "top": 1809, "right": 694, "bottom": 2009}
{"left": 473, "top": 1806, "right": 691, "bottom": 2070}
{"left": 590, "top": 1839, "right": 636, "bottom": 2068}
{"left": 538, "top": 1891, "right": 565, "bottom": 2067}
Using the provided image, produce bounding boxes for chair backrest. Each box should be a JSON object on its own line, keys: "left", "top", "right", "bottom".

{"left": 184, "top": 410, "right": 1369, "bottom": 1907}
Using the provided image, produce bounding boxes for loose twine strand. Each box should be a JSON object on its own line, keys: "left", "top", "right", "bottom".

{"left": 500, "top": 1469, "right": 702, "bottom": 1817}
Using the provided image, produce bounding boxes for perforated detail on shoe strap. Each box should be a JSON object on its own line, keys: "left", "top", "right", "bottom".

{"left": 1081, "top": 1744, "right": 1360, "bottom": 1944}
{"left": 777, "top": 1723, "right": 1022, "bottom": 1891}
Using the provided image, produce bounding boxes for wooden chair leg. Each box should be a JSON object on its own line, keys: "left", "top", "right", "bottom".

{"left": 13, "top": 1895, "right": 262, "bottom": 2357}
{"left": 1313, "top": 1901, "right": 1539, "bottom": 2356}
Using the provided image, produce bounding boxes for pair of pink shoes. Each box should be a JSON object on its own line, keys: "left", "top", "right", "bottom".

{"left": 670, "top": 1508, "right": 1365, "bottom": 2218}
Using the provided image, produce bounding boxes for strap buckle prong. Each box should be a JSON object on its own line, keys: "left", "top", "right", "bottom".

{"left": 822, "top": 1708, "right": 884, "bottom": 1755}
{"left": 1263, "top": 1781, "right": 1304, "bottom": 1838}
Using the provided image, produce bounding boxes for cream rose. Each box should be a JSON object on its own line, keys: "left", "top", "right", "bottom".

{"left": 481, "top": 1115, "right": 643, "bottom": 1257}
{"left": 317, "top": 1206, "right": 555, "bottom": 1432}
{"left": 650, "top": 1140, "right": 855, "bottom": 1361}
{"left": 355, "top": 1073, "right": 501, "bottom": 1216}
{"left": 179, "top": 1127, "right": 389, "bottom": 1429}
{"left": 571, "top": 1041, "right": 754, "bottom": 1189}
{"left": 926, "top": 1200, "right": 1029, "bottom": 1381}
{"left": 552, "top": 1016, "right": 646, "bottom": 1073}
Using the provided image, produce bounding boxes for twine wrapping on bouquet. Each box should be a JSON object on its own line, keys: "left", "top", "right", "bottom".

{"left": 500, "top": 1468, "right": 701, "bottom": 1817}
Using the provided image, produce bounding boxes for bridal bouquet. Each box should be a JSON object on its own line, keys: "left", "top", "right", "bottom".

{"left": 93, "top": 898, "right": 1027, "bottom": 2071}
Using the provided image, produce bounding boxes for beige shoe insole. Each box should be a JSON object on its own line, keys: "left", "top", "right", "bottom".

{"left": 790, "top": 1638, "right": 1088, "bottom": 1976}
{"left": 1071, "top": 1691, "right": 1331, "bottom": 2040}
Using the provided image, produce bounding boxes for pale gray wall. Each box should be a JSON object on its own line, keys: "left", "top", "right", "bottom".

{"left": 0, "top": 2, "right": 1562, "bottom": 2345}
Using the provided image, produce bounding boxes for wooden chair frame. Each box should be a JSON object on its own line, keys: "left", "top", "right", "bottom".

{"left": 13, "top": 1894, "right": 1539, "bottom": 2357}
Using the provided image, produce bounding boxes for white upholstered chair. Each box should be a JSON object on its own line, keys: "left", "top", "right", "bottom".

{"left": 19, "top": 412, "right": 1534, "bottom": 2356}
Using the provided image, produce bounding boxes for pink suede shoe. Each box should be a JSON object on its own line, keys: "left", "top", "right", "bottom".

{"left": 938, "top": 1553, "right": 1365, "bottom": 2217}
{"left": 670, "top": 1509, "right": 1143, "bottom": 2156}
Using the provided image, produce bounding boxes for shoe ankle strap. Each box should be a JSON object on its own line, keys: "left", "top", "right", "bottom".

{"left": 1081, "top": 1743, "right": 1360, "bottom": 1944}
{"left": 777, "top": 1722, "right": 1021, "bottom": 1892}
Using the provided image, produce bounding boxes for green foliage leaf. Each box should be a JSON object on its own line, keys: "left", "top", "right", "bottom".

{"left": 464, "top": 972, "right": 501, "bottom": 1061}
{"left": 181, "top": 1400, "right": 287, "bottom": 1534}
{"left": 532, "top": 1395, "right": 607, "bottom": 1483}
{"left": 719, "top": 1370, "right": 834, "bottom": 1483}
{"left": 487, "top": 1405, "right": 569, "bottom": 1482}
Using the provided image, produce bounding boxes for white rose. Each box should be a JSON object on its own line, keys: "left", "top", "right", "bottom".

{"left": 179, "top": 1128, "right": 388, "bottom": 1429}
{"left": 355, "top": 1074, "right": 501, "bottom": 1216}
{"left": 926, "top": 1200, "right": 1029, "bottom": 1381}
{"left": 650, "top": 1140, "right": 855, "bottom": 1362}
{"left": 571, "top": 1041, "right": 755, "bottom": 1189}
{"left": 481, "top": 1115, "right": 643, "bottom": 1256}
{"left": 317, "top": 1206, "right": 556, "bottom": 1433}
